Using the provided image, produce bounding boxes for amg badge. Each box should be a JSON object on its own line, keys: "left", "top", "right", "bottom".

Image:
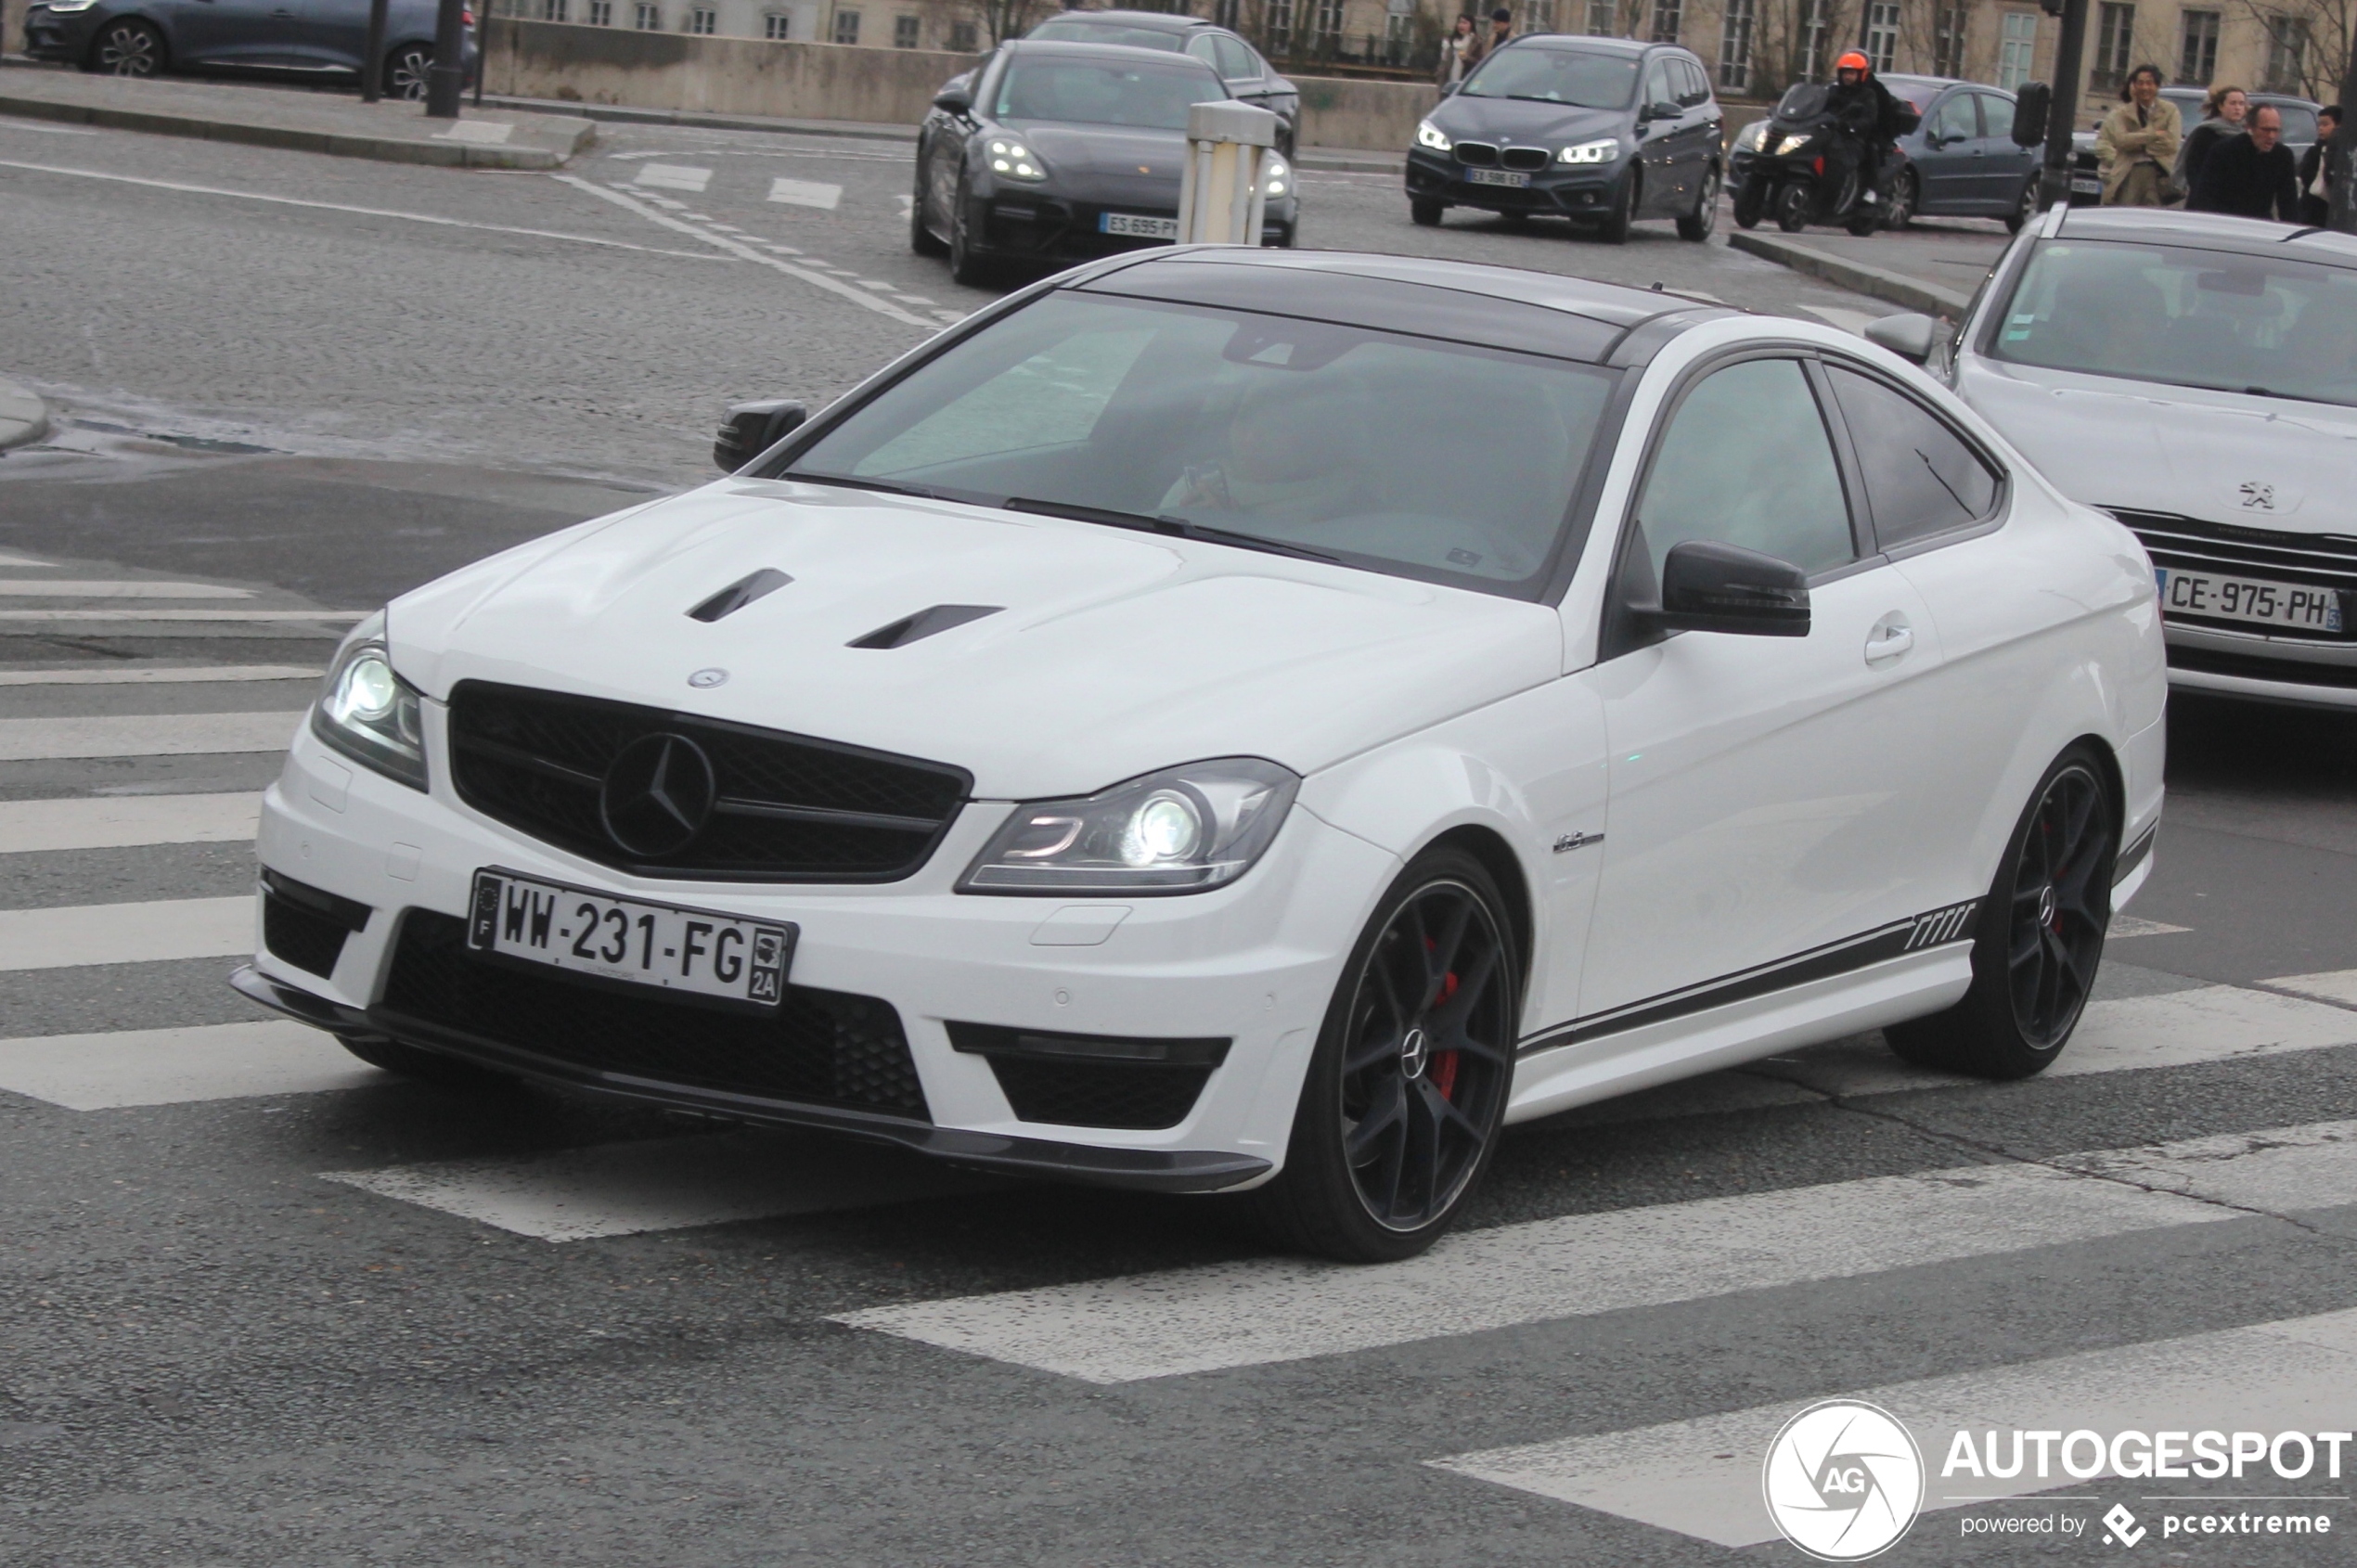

{"left": 1552, "top": 831, "right": 1604, "bottom": 854}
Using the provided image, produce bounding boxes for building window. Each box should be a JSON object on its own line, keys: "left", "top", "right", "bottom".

{"left": 1212, "top": 0, "right": 1239, "bottom": 27}
{"left": 2090, "top": 2, "right": 2133, "bottom": 95}
{"left": 1717, "top": 0, "right": 1752, "bottom": 88}
{"left": 688, "top": 4, "right": 714, "bottom": 29}
{"left": 2261, "top": 12, "right": 2308, "bottom": 93}
{"left": 1523, "top": 0, "right": 1556, "bottom": 30}
{"left": 2176, "top": 9, "right": 2217, "bottom": 82}
{"left": 947, "top": 19, "right": 976, "bottom": 47}
{"left": 832, "top": 6, "right": 858, "bottom": 41}
{"left": 1931, "top": 3, "right": 1966, "bottom": 77}
{"left": 1265, "top": 0, "right": 1292, "bottom": 55}
{"left": 538, "top": 0, "right": 566, "bottom": 19}
{"left": 1383, "top": 5, "right": 1412, "bottom": 61}
{"left": 1864, "top": 1, "right": 1898, "bottom": 72}
{"left": 1648, "top": 0, "right": 1677, "bottom": 44}
{"left": 586, "top": 0, "right": 612, "bottom": 19}
{"left": 1798, "top": 0, "right": 1829, "bottom": 77}
{"left": 764, "top": 10, "right": 789, "bottom": 34}
{"left": 1997, "top": 10, "right": 2035, "bottom": 88}
{"left": 1582, "top": 0, "right": 1614, "bottom": 32}
{"left": 894, "top": 11, "right": 919, "bottom": 45}
{"left": 634, "top": 1, "right": 659, "bottom": 24}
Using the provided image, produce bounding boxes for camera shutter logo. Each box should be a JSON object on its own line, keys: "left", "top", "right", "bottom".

{"left": 1761, "top": 1399, "right": 1925, "bottom": 1562}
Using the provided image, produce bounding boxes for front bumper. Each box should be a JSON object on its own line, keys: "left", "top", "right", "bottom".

{"left": 1405, "top": 146, "right": 1629, "bottom": 219}
{"left": 2162, "top": 623, "right": 2357, "bottom": 711}
{"left": 22, "top": 6, "right": 97, "bottom": 60}
{"left": 968, "top": 190, "right": 1296, "bottom": 261}
{"left": 244, "top": 716, "right": 1396, "bottom": 1192}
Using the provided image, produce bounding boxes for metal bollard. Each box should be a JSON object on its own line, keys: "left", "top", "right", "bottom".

{"left": 1176, "top": 100, "right": 1281, "bottom": 246}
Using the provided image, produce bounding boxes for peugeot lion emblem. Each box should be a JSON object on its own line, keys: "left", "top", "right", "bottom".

{"left": 599, "top": 733, "right": 716, "bottom": 857}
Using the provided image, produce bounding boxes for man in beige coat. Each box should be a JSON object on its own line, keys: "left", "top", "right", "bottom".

{"left": 2097, "top": 64, "right": 2182, "bottom": 205}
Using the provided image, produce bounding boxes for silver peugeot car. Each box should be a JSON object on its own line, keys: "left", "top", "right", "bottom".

{"left": 1870, "top": 205, "right": 2357, "bottom": 711}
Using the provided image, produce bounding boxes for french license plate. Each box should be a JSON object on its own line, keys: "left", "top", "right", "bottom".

{"left": 1100, "top": 212, "right": 1178, "bottom": 238}
{"left": 467, "top": 870, "right": 794, "bottom": 1008}
{"left": 1466, "top": 168, "right": 1530, "bottom": 188}
{"left": 2156, "top": 568, "right": 2344, "bottom": 633}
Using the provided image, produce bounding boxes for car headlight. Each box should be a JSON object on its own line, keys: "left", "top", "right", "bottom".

{"left": 312, "top": 613, "right": 428, "bottom": 790}
{"left": 959, "top": 758, "right": 1299, "bottom": 895}
{"left": 1415, "top": 119, "right": 1453, "bottom": 152}
{"left": 1734, "top": 120, "right": 1769, "bottom": 152}
{"left": 986, "top": 137, "right": 1046, "bottom": 182}
{"left": 1776, "top": 132, "right": 1816, "bottom": 156}
{"left": 38, "top": 0, "right": 101, "bottom": 11}
{"left": 1557, "top": 137, "right": 1620, "bottom": 165}
{"left": 1257, "top": 151, "right": 1291, "bottom": 198}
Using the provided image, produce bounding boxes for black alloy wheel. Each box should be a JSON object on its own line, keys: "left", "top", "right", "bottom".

{"left": 1732, "top": 174, "right": 1768, "bottom": 228}
{"left": 1251, "top": 847, "right": 1519, "bottom": 1261}
{"left": 1886, "top": 748, "right": 2117, "bottom": 1079}
{"left": 2004, "top": 174, "right": 2038, "bottom": 233}
{"left": 1410, "top": 197, "right": 1444, "bottom": 226}
{"left": 1887, "top": 169, "right": 1918, "bottom": 230}
{"left": 1677, "top": 161, "right": 1720, "bottom": 240}
{"left": 1593, "top": 169, "right": 1634, "bottom": 244}
{"left": 89, "top": 19, "right": 165, "bottom": 76}
{"left": 909, "top": 150, "right": 948, "bottom": 257}
{"left": 1773, "top": 178, "right": 1812, "bottom": 232}
{"left": 947, "top": 171, "right": 993, "bottom": 287}
{"left": 385, "top": 44, "right": 432, "bottom": 100}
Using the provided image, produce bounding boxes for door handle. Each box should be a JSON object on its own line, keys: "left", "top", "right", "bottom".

{"left": 1864, "top": 613, "right": 1914, "bottom": 666}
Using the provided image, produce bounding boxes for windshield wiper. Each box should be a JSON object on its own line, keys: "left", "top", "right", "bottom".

{"left": 784, "top": 471, "right": 943, "bottom": 500}
{"left": 1002, "top": 496, "right": 1345, "bottom": 565}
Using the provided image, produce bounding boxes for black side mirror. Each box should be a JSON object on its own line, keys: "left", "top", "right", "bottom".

{"left": 1437, "top": 80, "right": 1458, "bottom": 97}
{"left": 933, "top": 86, "right": 972, "bottom": 114}
{"left": 715, "top": 399, "right": 807, "bottom": 473}
{"left": 1652, "top": 540, "right": 1810, "bottom": 636}
{"left": 2010, "top": 83, "right": 2050, "bottom": 148}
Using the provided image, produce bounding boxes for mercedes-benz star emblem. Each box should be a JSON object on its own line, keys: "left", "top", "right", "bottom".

{"left": 1399, "top": 1027, "right": 1431, "bottom": 1080}
{"left": 688, "top": 668, "right": 729, "bottom": 689}
{"left": 599, "top": 733, "right": 716, "bottom": 858}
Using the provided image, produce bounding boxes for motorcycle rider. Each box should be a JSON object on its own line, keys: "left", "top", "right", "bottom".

{"left": 1824, "top": 50, "right": 1917, "bottom": 218}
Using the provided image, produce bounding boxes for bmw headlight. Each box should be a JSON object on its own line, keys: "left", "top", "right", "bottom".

{"left": 1557, "top": 136, "right": 1621, "bottom": 165}
{"left": 1415, "top": 119, "right": 1453, "bottom": 152}
{"left": 986, "top": 137, "right": 1046, "bottom": 182}
{"left": 959, "top": 758, "right": 1299, "bottom": 895}
{"left": 1776, "top": 132, "right": 1816, "bottom": 155}
{"left": 38, "top": 0, "right": 101, "bottom": 10}
{"left": 312, "top": 613, "right": 428, "bottom": 790}
{"left": 1257, "top": 151, "right": 1291, "bottom": 198}
{"left": 1734, "top": 120, "right": 1769, "bottom": 152}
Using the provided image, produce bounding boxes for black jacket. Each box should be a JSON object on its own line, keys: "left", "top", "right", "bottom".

{"left": 2190, "top": 135, "right": 2299, "bottom": 221}
{"left": 2298, "top": 139, "right": 2332, "bottom": 225}
{"left": 1826, "top": 77, "right": 1918, "bottom": 146}
{"left": 2178, "top": 120, "right": 2235, "bottom": 192}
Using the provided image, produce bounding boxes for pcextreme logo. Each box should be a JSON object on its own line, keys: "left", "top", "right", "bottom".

{"left": 1763, "top": 1399, "right": 1926, "bottom": 1561}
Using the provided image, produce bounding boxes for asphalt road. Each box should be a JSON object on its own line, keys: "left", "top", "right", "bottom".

{"left": 4, "top": 106, "right": 2357, "bottom": 1568}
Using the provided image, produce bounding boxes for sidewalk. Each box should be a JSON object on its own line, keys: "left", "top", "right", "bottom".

{"left": 0, "top": 65, "right": 592, "bottom": 170}
{"left": 1726, "top": 220, "right": 2011, "bottom": 317}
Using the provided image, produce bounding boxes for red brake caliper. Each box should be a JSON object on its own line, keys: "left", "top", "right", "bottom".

{"left": 1430, "top": 969, "right": 1461, "bottom": 1100}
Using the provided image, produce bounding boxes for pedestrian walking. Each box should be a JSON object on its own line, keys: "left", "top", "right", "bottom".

{"left": 2298, "top": 104, "right": 2340, "bottom": 225}
{"left": 2176, "top": 84, "right": 2248, "bottom": 199}
{"left": 1436, "top": 13, "right": 1477, "bottom": 90}
{"left": 2190, "top": 103, "right": 2299, "bottom": 221}
{"left": 2095, "top": 65, "right": 2180, "bottom": 206}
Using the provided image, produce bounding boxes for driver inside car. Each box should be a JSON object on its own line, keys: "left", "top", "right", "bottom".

{"left": 1159, "top": 378, "right": 1372, "bottom": 526}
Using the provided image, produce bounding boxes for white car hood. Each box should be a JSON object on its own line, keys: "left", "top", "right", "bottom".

{"left": 1960, "top": 359, "right": 2357, "bottom": 533}
{"left": 387, "top": 481, "right": 1563, "bottom": 798}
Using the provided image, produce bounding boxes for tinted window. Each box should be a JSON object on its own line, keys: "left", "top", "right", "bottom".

{"left": 1826, "top": 366, "right": 2000, "bottom": 546}
{"left": 1211, "top": 34, "right": 1256, "bottom": 79}
{"left": 993, "top": 58, "right": 1227, "bottom": 129}
{"left": 791, "top": 293, "right": 1616, "bottom": 596}
{"left": 1642, "top": 58, "right": 1674, "bottom": 109}
{"left": 1972, "top": 92, "right": 2015, "bottom": 139}
{"left": 1633, "top": 358, "right": 1856, "bottom": 579}
{"left": 1461, "top": 45, "right": 1640, "bottom": 108}
{"left": 1929, "top": 92, "right": 1977, "bottom": 140}
{"left": 1678, "top": 58, "right": 1710, "bottom": 105}
{"left": 1023, "top": 19, "right": 1184, "bottom": 49}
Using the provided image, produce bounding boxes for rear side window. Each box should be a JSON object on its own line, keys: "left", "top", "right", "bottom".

{"left": 1826, "top": 366, "right": 2001, "bottom": 547}
{"left": 1212, "top": 34, "right": 1256, "bottom": 79}
{"left": 1678, "top": 58, "right": 1711, "bottom": 105}
{"left": 1633, "top": 358, "right": 1857, "bottom": 579}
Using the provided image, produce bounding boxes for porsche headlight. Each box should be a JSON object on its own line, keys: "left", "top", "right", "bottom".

{"left": 1776, "top": 132, "right": 1816, "bottom": 155}
{"left": 1557, "top": 137, "right": 1620, "bottom": 164}
{"left": 1257, "top": 151, "right": 1291, "bottom": 198}
{"left": 959, "top": 758, "right": 1299, "bottom": 895}
{"left": 986, "top": 137, "right": 1046, "bottom": 181}
{"left": 312, "top": 613, "right": 428, "bottom": 790}
{"left": 1734, "top": 120, "right": 1769, "bottom": 152}
{"left": 1415, "top": 119, "right": 1453, "bottom": 152}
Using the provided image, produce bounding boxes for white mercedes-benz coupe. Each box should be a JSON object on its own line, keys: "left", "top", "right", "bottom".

{"left": 1867, "top": 205, "right": 2357, "bottom": 711}
{"left": 236, "top": 247, "right": 2166, "bottom": 1260}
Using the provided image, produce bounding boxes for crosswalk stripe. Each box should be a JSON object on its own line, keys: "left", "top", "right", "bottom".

{"left": 1431, "top": 1306, "right": 2357, "bottom": 1548}
{"left": 634, "top": 162, "right": 713, "bottom": 192}
{"left": 0, "top": 580, "right": 253, "bottom": 598}
{"left": 831, "top": 1119, "right": 2357, "bottom": 1383}
{"left": 0, "top": 711, "right": 300, "bottom": 761}
{"left": 321, "top": 1129, "right": 998, "bottom": 1241}
{"left": 768, "top": 177, "right": 844, "bottom": 210}
{"left": 0, "top": 610, "right": 363, "bottom": 623}
{"left": 0, "top": 791, "right": 259, "bottom": 853}
{"left": 2265, "top": 970, "right": 2357, "bottom": 1009}
{"left": 0, "top": 1021, "right": 378, "bottom": 1110}
{"left": 0, "top": 549, "right": 53, "bottom": 567}
{"left": 0, "top": 664, "right": 321, "bottom": 687}
{"left": 0, "top": 895, "right": 251, "bottom": 970}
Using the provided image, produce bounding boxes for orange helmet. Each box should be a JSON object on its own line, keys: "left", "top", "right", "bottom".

{"left": 1835, "top": 49, "right": 1870, "bottom": 72}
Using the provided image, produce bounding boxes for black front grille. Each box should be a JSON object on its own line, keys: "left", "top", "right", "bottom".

{"left": 446, "top": 682, "right": 970, "bottom": 882}
{"left": 1500, "top": 145, "right": 1551, "bottom": 171}
{"left": 1454, "top": 141, "right": 1501, "bottom": 167}
{"left": 264, "top": 893, "right": 349, "bottom": 979}
{"left": 2115, "top": 508, "right": 2357, "bottom": 638}
{"left": 984, "top": 1057, "right": 1215, "bottom": 1130}
{"left": 380, "top": 911, "right": 929, "bottom": 1119}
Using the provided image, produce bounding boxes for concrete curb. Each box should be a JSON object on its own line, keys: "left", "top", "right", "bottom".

{"left": 482, "top": 93, "right": 912, "bottom": 144}
{"left": 1725, "top": 229, "right": 1973, "bottom": 317}
{"left": 0, "top": 86, "right": 590, "bottom": 170}
{"left": 0, "top": 378, "right": 50, "bottom": 453}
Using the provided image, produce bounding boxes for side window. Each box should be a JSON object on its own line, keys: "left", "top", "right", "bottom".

{"left": 1679, "top": 58, "right": 1710, "bottom": 106}
{"left": 1185, "top": 32, "right": 1220, "bottom": 70}
{"left": 1212, "top": 34, "right": 1256, "bottom": 80}
{"left": 1632, "top": 358, "right": 1857, "bottom": 581}
{"left": 1643, "top": 58, "right": 1675, "bottom": 110}
{"left": 1825, "top": 366, "right": 2001, "bottom": 548}
{"left": 1930, "top": 93, "right": 1977, "bottom": 142}
{"left": 1973, "top": 93, "right": 2011, "bottom": 139}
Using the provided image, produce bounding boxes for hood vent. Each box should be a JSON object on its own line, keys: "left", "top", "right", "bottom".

{"left": 688, "top": 568, "right": 793, "bottom": 623}
{"left": 848, "top": 603, "right": 1002, "bottom": 649}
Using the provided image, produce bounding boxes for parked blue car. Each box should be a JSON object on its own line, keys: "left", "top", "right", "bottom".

{"left": 1880, "top": 73, "right": 2042, "bottom": 231}
{"left": 23, "top": 0, "right": 476, "bottom": 99}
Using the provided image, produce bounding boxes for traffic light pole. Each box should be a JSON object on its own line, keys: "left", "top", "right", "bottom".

{"left": 2038, "top": 0, "right": 2090, "bottom": 209}
{"left": 424, "top": 0, "right": 467, "bottom": 118}
{"left": 357, "top": 0, "right": 390, "bottom": 102}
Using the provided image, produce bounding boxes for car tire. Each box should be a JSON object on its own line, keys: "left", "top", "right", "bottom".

{"left": 384, "top": 43, "right": 431, "bottom": 101}
{"left": 1248, "top": 845, "right": 1521, "bottom": 1263}
{"left": 1676, "top": 161, "right": 1719, "bottom": 241}
{"left": 947, "top": 173, "right": 994, "bottom": 288}
{"left": 1887, "top": 169, "right": 1917, "bottom": 230}
{"left": 1593, "top": 170, "right": 1634, "bottom": 245}
{"left": 1409, "top": 198, "right": 1445, "bottom": 226}
{"left": 1773, "top": 178, "right": 1812, "bottom": 232}
{"left": 909, "top": 152, "right": 948, "bottom": 258}
{"left": 1885, "top": 747, "right": 2118, "bottom": 1080}
{"left": 2004, "top": 174, "right": 2038, "bottom": 233}
{"left": 338, "top": 1033, "right": 518, "bottom": 1093}
{"left": 1732, "top": 174, "right": 1768, "bottom": 229}
{"left": 86, "top": 18, "right": 166, "bottom": 76}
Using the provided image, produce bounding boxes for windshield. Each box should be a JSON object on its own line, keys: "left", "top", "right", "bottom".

{"left": 1023, "top": 19, "right": 1184, "bottom": 50}
{"left": 1460, "top": 45, "right": 1639, "bottom": 109}
{"left": 991, "top": 58, "right": 1224, "bottom": 128}
{"left": 1774, "top": 82, "right": 1831, "bottom": 119}
{"left": 2270, "top": 102, "right": 2321, "bottom": 142}
{"left": 1988, "top": 238, "right": 2357, "bottom": 407}
{"left": 789, "top": 292, "right": 1615, "bottom": 595}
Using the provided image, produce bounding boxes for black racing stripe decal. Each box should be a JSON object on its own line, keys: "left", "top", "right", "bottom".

{"left": 1518, "top": 898, "right": 1982, "bottom": 1057}
{"left": 2112, "top": 823, "right": 2157, "bottom": 888}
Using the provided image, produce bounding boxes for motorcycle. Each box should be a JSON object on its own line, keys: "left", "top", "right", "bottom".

{"left": 1728, "top": 82, "right": 1892, "bottom": 237}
